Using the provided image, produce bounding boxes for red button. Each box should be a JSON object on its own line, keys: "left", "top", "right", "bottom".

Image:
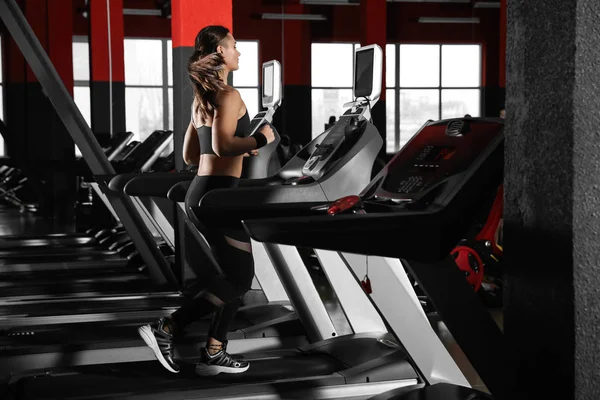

{"left": 327, "top": 195, "right": 361, "bottom": 216}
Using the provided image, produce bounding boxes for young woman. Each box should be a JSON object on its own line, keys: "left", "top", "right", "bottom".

{"left": 139, "top": 25, "right": 275, "bottom": 377}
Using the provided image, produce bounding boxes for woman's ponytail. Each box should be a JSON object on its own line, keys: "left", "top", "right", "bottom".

{"left": 187, "top": 25, "right": 231, "bottom": 121}
{"left": 188, "top": 52, "right": 227, "bottom": 121}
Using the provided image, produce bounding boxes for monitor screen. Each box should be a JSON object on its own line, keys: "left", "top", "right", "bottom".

{"left": 263, "top": 65, "right": 274, "bottom": 97}
{"left": 354, "top": 48, "right": 374, "bottom": 98}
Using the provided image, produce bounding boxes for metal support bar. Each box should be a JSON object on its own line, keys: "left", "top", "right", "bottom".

{"left": 252, "top": 240, "right": 290, "bottom": 302}
{"left": 316, "top": 250, "right": 388, "bottom": 334}
{"left": 0, "top": 0, "right": 178, "bottom": 288}
{"left": 264, "top": 243, "right": 338, "bottom": 342}
{"left": 405, "top": 256, "right": 505, "bottom": 399}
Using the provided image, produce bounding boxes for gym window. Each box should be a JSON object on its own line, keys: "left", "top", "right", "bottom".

{"left": 124, "top": 38, "right": 171, "bottom": 142}
{"left": 73, "top": 37, "right": 91, "bottom": 126}
{"left": 311, "top": 43, "right": 356, "bottom": 140}
{"left": 311, "top": 43, "right": 396, "bottom": 153}
{"left": 312, "top": 43, "right": 481, "bottom": 154}
{"left": 72, "top": 36, "right": 92, "bottom": 157}
{"left": 73, "top": 38, "right": 260, "bottom": 154}
{"left": 232, "top": 41, "right": 260, "bottom": 118}
{"left": 388, "top": 44, "right": 482, "bottom": 152}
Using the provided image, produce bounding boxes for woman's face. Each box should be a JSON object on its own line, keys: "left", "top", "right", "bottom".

{"left": 217, "top": 33, "right": 241, "bottom": 72}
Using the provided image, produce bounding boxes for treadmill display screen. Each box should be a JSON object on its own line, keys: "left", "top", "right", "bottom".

{"left": 414, "top": 146, "right": 456, "bottom": 165}
{"left": 354, "top": 49, "right": 374, "bottom": 98}
{"left": 263, "top": 65, "right": 274, "bottom": 97}
{"left": 382, "top": 145, "right": 455, "bottom": 195}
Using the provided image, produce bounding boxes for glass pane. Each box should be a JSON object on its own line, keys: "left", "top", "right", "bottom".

{"left": 312, "top": 43, "right": 354, "bottom": 88}
{"left": 124, "top": 39, "right": 163, "bottom": 86}
{"left": 167, "top": 40, "right": 173, "bottom": 87}
{"left": 238, "top": 88, "right": 259, "bottom": 119}
{"left": 168, "top": 88, "right": 173, "bottom": 131}
{"left": 125, "top": 88, "right": 164, "bottom": 142}
{"left": 399, "top": 89, "right": 439, "bottom": 148}
{"left": 73, "top": 86, "right": 90, "bottom": 158}
{"left": 386, "top": 89, "right": 396, "bottom": 153}
{"left": 73, "top": 41, "right": 89, "bottom": 81}
{"left": 441, "top": 45, "right": 481, "bottom": 88}
{"left": 311, "top": 89, "right": 353, "bottom": 139}
{"left": 386, "top": 44, "right": 395, "bottom": 87}
{"left": 399, "top": 45, "right": 440, "bottom": 88}
{"left": 74, "top": 86, "right": 91, "bottom": 127}
{"left": 233, "top": 41, "right": 258, "bottom": 87}
{"left": 441, "top": 89, "right": 480, "bottom": 119}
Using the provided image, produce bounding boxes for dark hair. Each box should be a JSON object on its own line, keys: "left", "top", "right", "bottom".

{"left": 187, "top": 25, "right": 230, "bottom": 121}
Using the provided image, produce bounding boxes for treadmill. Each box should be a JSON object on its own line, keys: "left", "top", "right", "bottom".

{"left": 7, "top": 45, "right": 429, "bottom": 400}
{"left": 0, "top": 61, "right": 294, "bottom": 378}
{"left": 114, "top": 60, "right": 289, "bottom": 314}
{"left": 118, "top": 52, "right": 385, "bottom": 346}
{"left": 0, "top": 130, "right": 174, "bottom": 272}
{"left": 0, "top": 131, "right": 134, "bottom": 250}
{"left": 235, "top": 116, "right": 506, "bottom": 399}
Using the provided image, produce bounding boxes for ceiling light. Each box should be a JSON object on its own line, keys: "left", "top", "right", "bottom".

{"left": 418, "top": 17, "right": 481, "bottom": 23}
{"left": 262, "top": 13, "right": 327, "bottom": 21}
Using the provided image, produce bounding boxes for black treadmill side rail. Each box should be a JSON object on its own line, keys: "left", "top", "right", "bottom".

{"left": 0, "top": 0, "right": 178, "bottom": 289}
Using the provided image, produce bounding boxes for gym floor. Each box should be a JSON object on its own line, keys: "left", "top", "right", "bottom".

{"left": 0, "top": 204, "right": 502, "bottom": 394}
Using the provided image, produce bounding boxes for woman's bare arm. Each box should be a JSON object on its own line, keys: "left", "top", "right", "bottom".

{"left": 212, "top": 89, "right": 261, "bottom": 157}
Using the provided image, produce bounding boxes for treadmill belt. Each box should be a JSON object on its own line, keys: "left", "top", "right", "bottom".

{"left": 0, "top": 236, "right": 93, "bottom": 249}
{"left": 0, "top": 277, "right": 157, "bottom": 300}
{"left": 0, "top": 259, "right": 132, "bottom": 276}
{"left": 0, "top": 249, "right": 120, "bottom": 262}
{"left": 0, "top": 245, "right": 112, "bottom": 258}
{"left": 19, "top": 355, "right": 347, "bottom": 400}
{"left": 0, "top": 296, "right": 183, "bottom": 318}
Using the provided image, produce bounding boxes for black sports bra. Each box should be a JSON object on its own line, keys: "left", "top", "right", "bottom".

{"left": 195, "top": 111, "right": 251, "bottom": 156}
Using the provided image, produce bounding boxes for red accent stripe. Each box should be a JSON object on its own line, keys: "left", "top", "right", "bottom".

{"left": 25, "top": 0, "right": 48, "bottom": 83}
{"left": 360, "top": 0, "right": 387, "bottom": 100}
{"left": 282, "top": 4, "right": 307, "bottom": 86}
{"left": 48, "top": 0, "right": 74, "bottom": 95}
{"left": 7, "top": 35, "right": 26, "bottom": 84}
{"left": 90, "top": 0, "right": 125, "bottom": 82}
{"left": 171, "top": 0, "right": 233, "bottom": 49}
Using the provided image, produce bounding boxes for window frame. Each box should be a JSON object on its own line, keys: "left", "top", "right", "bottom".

{"left": 73, "top": 37, "right": 261, "bottom": 139}
{"left": 310, "top": 42, "right": 358, "bottom": 138}
{"left": 123, "top": 37, "right": 171, "bottom": 135}
{"left": 389, "top": 43, "right": 483, "bottom": 152}
{"left": 231, "top": 40, "right": 260, "bottom": 118}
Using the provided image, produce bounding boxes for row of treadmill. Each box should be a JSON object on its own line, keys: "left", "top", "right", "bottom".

{"left": 0, "top": 40, "right": 506, "bottom": 400}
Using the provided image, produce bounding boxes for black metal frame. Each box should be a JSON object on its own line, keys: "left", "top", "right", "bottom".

{"left": 0, "top": 0, "right": 179, "bottom": 288}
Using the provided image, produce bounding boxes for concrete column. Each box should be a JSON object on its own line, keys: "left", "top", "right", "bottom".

{"left": 505, "top": 0, "right": 600, "bottom": 398}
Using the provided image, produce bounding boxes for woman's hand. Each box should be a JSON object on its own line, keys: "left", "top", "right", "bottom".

{"left": 259, "top": 124, "right": 276, "bottom": 144}
{"left": 244, "top": 149, "right": 259, "bottom": 157}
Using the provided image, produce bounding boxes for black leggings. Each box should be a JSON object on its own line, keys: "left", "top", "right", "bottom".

{"left": 171, "top": 175, "right": 254, "bottom": 343}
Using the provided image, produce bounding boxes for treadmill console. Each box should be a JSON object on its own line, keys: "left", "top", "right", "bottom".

{"left": 360, "top": 118, "right": 504, "bottom": 209}
{"left": 114, "top": 130, "right": 173, "bottom": 172}
{"left": 301, "top": 105, "right": 369, "bottom": 179}
{"left": 111, "top": 141, "right": 140, "bottom": 163}
{"left": 248, "top": 109, "right": 276, "bottom": 137}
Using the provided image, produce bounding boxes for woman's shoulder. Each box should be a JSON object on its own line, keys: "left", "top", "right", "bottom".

{"left": 217, "top": 87, "right": 242, "bottom": 106}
